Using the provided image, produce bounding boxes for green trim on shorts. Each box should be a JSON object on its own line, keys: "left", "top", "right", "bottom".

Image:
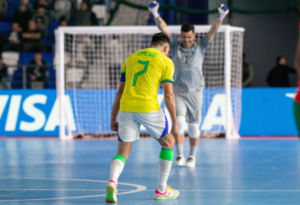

{"left": 294, "top": 100, "right": 300, "bottom": 137}
{"left": 121, "top": 71, "right": 126, "bottom": 73}
{"left": 159, "top": 149, "right": 174, "bottom": 161}
{"left": 113, "top": 154, "right": 126, "bottom": 165}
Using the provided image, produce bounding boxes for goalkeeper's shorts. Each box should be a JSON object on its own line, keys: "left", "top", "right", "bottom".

{"left": 174, "top": 89, "right": 203, "bottom": 124}
{"left": 118, "top": 109, "right": 168, "bottom": 142}
{"left": 294, "top": 89, "right": 300, "bottom": 136}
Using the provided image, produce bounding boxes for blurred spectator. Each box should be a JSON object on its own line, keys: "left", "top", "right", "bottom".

{"left": 242, "top": 53, "right": 254, "bottom": 87}
{"left": 33, "top": 6, "right": 49, "bottom": 36}
{"left": 21, "top": 0, "right": 33, "bottom": 11}
{"left": 59, "top": 16, "right": 67, "bottom": 26}
{"left": 13, "top": 3, "right": 32, "bottom": 31}
{"left": 0, "top": 56, "right": 9, "bottom": 89}
{"left": 26, "top": 53, "right": 48, "bottom": 89}
{"left": 54, "top": 0, "right": 72, "bottom": 21}
{"left": 0, "top": 0, "right": 8, "bottom": 21}
{"left": 0, "top": 33, "right": 4, "bottom": 52}
{"left": 74, "top": 1, "right": 98, "bottom": 26}
{"left": 90, "top": 0, "right": 105, "bottom": 5}
{"left": 266, "top": 56, "right": 296, "bottom": 87}
{"left": 3, "top": 23, "right": 22, "bottom": 52}
{"left": 33, "top": 0, "right": 52, "bottom": 10}
{"left": 22, "top": 20, "right": 44, "bottom": 52}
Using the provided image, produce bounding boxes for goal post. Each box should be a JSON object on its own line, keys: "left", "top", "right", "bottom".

{"left": 56, "top": 25, "right": 244, "bottom": 140}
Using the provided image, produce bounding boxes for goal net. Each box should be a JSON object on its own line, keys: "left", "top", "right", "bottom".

{"left": 55, "top": 25, "right": 244, "bottom": 140}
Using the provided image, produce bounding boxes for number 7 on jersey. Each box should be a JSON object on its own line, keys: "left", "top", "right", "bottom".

{"left": 132, "top": 60, "right": 149, "bottom": 86}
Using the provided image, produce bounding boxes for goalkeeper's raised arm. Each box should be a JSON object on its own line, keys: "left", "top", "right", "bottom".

{"left": 148, "top": 1, "right": 171, "bottom": 36}
{"left": 207, "top": 4, "right": 229, "bottom": 42}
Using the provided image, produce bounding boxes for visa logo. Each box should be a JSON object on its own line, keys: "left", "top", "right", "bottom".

{"left": 0, "top": 94, "right": 76, "bottom": 133}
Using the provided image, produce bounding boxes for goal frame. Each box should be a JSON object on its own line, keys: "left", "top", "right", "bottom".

{"left": 56, "top": 25, "right": 245, "bottom": 140}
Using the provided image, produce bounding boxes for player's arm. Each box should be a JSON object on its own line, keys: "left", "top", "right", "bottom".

{"left": 110, "top": 82, "right": 125, "bottom": 132}
{"left": 206, "top": 4, "right": 229, "bottom": 42}
{"left": 163, "top": 82, "right": 179, "bottom": 135}
{"left": 148, "top": 1, "right": 171, "bottom": 37}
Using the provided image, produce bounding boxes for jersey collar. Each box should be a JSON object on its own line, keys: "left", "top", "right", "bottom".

{"left": 149, "top": 47, "right": 160, "bottom": 51}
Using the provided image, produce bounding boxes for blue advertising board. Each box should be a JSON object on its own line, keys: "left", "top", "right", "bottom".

{"left": 240, "top": 88, "right": 298, "bottom": 135}
{"left": 0, "top": 88, "right": 298, "bottom": 136}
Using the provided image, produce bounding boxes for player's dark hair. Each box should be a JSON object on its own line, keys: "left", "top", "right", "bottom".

{"left": 151, "top": 33, "right": 170, "bottom": 46}
{"left": 276, "top": 56, "right": 284, "bottom": 65}
{"left": 181, "top": 24, "right": 195, "bottom": 33}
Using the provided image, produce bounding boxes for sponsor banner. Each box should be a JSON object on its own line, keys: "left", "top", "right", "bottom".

{"left": 0, "top": 90, "right": 76, "bottom": 136}
{"left": 0, "top": 88, "right": 297, "bottom": 136}
{"left": 240, "top": 88, "right": 298, "bottom": 135}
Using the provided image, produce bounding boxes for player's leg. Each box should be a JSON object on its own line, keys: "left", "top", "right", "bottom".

{"left": 105, "top": 112, "right": 140, "bottom": 203}
{"left": 294, "top": 88, "right": 300, "bottom": 136}
{"left": 106, "top": 141, "right": 131, "bottom": 203}
{"left": 174, "top": 93, "right": 188, "bottom": 166}
{"left": 138, "top": 109, "right": 179, "bottom": 200}
{"left": 185, "top": 90, "right": 203, "bottom": 167}
{"left": 186, "top": 123, "right": 200, "bottom": 167}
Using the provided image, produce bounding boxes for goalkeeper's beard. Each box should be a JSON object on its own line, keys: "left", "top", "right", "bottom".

{"left": 182, "top": 40, "right": 194, "bottom": 48}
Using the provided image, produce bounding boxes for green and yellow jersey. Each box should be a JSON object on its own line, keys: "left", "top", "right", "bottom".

{"left": 120, "top": 47, "right": 174, "bottom": 113}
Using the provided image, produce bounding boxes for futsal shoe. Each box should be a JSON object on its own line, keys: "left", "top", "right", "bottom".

{"left": 176, "top": 156, "right": 186, "bottom": 166}
{"left": 154, "top": 185, "right": 180, "bottom": 200}
{"left": 186, "top": 156, "right": 196, "bottom": 168}
{"left": 105, "top": 180, "right": 118, "bottom": 203}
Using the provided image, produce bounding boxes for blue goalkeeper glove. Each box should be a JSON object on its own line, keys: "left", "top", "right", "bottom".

{"left": 218, "top": 4, "right": 229, "bottom": 22}
{"left": 148, "top": 1, "right": 160, "bottom": 19}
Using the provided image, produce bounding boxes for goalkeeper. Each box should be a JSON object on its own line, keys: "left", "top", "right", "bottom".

{"left": 149, "top": 1, "right": 229, "bottom": 167}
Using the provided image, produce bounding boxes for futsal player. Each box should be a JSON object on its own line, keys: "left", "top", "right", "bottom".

{"left": 294, "top": 20, "right": 300, "bottom": 135}
{"left": 149, "top": 1, "right": 229, "bottom": 167}
{"left": 105, "top": 33, "right": 180, "bottom": 203}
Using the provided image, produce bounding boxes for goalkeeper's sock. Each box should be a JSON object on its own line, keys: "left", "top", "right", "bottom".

{"left": 109, "top": 155, "right": 126, "bottom": 185}
{"left": 189, "top": 146, "right": 198, "bottom": 158}
{"left": 176, "top": 144, "right": 184, "bottom": 157}
{"left": 157, "top": 149, "right": 173, "bottom": 193}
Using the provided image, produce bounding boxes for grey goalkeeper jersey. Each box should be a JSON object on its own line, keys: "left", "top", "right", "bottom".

{"left": 170, "top": 36, "right": 210, "bottom": 93}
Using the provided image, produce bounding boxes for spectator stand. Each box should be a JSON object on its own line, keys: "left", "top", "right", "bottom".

{"left": 1, "top": 52, "right": 55, "bottom": 89}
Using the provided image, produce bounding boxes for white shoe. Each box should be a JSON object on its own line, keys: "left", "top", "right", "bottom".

{"left": 186, "top": 157, "right": 196, "bottom": 168}
{"left": 154, "top": 185, "right": 180, "bottom": 200}
{"left": 105, "top": 180, "right": 118, "bottom": 203}
{"left": 176, "top": 156, "right": 186, "bottom": 166}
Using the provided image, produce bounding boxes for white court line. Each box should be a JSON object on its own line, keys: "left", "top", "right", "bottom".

{"left": 1, "top": 189, "right": 300, "bottom": 192}
{"left": 0, "top": 177, "right": 147, "bottom": 202}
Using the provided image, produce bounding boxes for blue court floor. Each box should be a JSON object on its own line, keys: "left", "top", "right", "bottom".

{"left": 0, "top": 138, "right": 300, "bottom": 205}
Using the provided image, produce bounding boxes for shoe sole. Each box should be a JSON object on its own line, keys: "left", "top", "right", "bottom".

{"left": 186, "top": 163, "right": 195, "bottom": 168}
{"left": 176, "top": 163, "right": 186, "bottom": 166}
{"left": 176, "top": 160, "right": 186, "bottom": 166}
{"left": 105, "top": 184, "right": 117, "bottom": 203}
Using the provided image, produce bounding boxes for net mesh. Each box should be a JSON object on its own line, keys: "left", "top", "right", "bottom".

{"left": 57, "top": 26, "right": 244, "bottom": 138}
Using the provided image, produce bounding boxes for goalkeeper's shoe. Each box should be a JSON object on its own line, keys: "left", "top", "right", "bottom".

{"left": 105, "top": 180, "right": 118, "bottom": 203}
{"left": 186, "top": 156, "right": 196, "bottom": 168}
{"left": 176, "top": 156, "right": 186, "bottom": 166}
{"left": 154, "top": 185, "right": 180, "bottom": 200}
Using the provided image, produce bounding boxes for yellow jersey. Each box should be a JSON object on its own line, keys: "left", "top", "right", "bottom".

{"left": 120, "top": 47, "right": 174, "bottom": 113}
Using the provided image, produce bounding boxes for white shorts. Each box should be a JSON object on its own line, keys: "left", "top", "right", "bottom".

{"left": 118, "top": 109, "right": 169, "bottom": 142}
